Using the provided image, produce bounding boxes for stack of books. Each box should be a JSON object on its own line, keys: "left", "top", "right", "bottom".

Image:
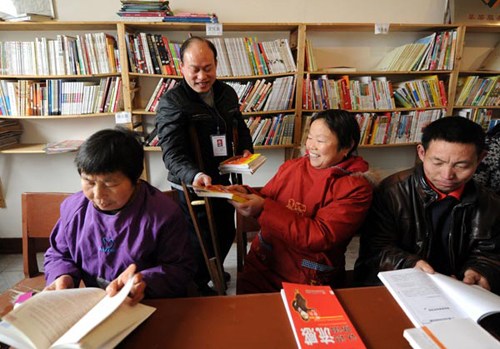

{"left": 117, "top": 0, "right": 173, "bottom": 22}
{"left": 218, "top": 153, "right": 267, "bottom": 174}
{"left": 191, "top": 185, "right": 247, "bottom": 202}
{"left": 162, "top": 12, "right": 218, "bottom": 23}
{"left": 0, "top": 119, "right": 23, "bottom": 150}
{"left": 44, "top": 140, "right": 84, "bottom": 154}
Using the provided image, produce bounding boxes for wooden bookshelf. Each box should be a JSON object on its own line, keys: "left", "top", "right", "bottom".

{"left": 0, "top": 21, "right": 499, "bottom": 184}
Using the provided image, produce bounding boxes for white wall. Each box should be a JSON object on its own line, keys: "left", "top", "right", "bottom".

{"left": 0, "top": 0, "right": 448, "bottom": 238}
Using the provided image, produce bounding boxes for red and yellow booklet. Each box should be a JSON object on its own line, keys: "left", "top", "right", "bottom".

{"left": 281, "top": 282, "right": 366, "bottom": 349}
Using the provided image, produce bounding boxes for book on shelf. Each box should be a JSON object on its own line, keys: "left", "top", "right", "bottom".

{"left": 0, "top": 277, "right": 156, "bottom": 349}
{"left": 218, "top": 153, "right": 267, "bottom": 174}
{"left": 319, "top": 66, "right": 357, "bottom": 73}
{"left": 378, "top": 268, "right": 500, "bottom": 347}
{"left": 2, "top": 13, "right": 53, "bottom": 22}
{"left": 191, "top": 184, "right": 247, "bottom": 203}
{"left": 280, "top": 282, "right": 366, "bottom": 349}
{"left": 44, "top": 140, "right": 85, "bottom": 154}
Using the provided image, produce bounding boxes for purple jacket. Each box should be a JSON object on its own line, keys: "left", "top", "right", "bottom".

{"left": 44, "top": 181, "right": 195, "bottom": 298}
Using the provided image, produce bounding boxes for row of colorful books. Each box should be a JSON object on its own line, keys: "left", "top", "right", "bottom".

{"left": 455, "top": 108, "right": 498, "bottom": 132}
{"left": 393, "top": 75, "right": 448, "bottom": 108}
{"left": 0, "top": 77, "right": 122, "bottom": 116}
{"left": 246, "top": 114, "right": 295, "bottom": 146}
{"left": 376, "top": 29, "right": 457, "bottom": 71}
{"left": 303, "top": 75, "right": 395, "bottom": 111}
{"left": 0, "top": 119, "right": 22, "bottom": 150}
{"left": 125, "top": 33, "right": 181, "bottom": 75}
{"left": 455, "top": 75, "right": 499, "bottom": 107}
{"left": 0, "top": 33, "right": 120, "bottom": 76}
{"left": 227, "top": 76, "right": 296, "bottom": 112}
{"left": 355, "top": 109, "right": 444, "bottom": 145}
{"left": 144, "top": 78, "right": 178, "bottom": 112}
{"left": 208, "top": 37, "right": 297, "bottom": 77}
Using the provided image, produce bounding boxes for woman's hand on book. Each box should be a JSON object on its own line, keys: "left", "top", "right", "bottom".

{"left": 44, "top": 274, "right": 75, "bottom": 290}
{"left": 230, "top": 193, "right": 265, "bottom": 218}
{"left": 107, "top": 264, "right": 145, "bottom": 305}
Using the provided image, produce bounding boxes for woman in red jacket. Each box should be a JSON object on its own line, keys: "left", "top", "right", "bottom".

{"left": 231, "top": 109, "right": 373, "bottom": 294}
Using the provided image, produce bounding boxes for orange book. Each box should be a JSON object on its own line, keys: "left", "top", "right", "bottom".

{"left": 281, "top": 282, "right": 366, "bottom": 349}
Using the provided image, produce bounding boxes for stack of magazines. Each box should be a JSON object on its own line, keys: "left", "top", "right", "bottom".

{"left": 117, "top": 0, "right": 173, "bottom": 22}
{"left": 218, "top": 153, "right": 267, "bottom": 174}
{"left": 0, "top": 119, "right": 22, "bottom": 150}
{"left": 162, "top": 12, "right": 218, "bottom": 23}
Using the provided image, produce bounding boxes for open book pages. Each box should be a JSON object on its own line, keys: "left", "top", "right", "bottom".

{"left": 378, "top": 268, "right": 500, "bottom": 344}
{"left": 192, "top": 184, "right": 247, "bottom": 203}
{"left": 280, "top": 282, "right": 366, "bottom": 349}
{"left": 218, "top": 153, "right": 267, "bottom": 174}
{"left": 0, "top": 277, "right": 155, "bottom": 349}
{"left": 403, "top": 318, "right": 499, "bottom": 349}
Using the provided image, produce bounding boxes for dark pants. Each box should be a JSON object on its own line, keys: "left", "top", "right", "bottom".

{"left": 177, "top": 189, "right": 235, "bottom": 286}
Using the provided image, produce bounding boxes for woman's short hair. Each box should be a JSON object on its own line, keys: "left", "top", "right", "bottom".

{"left": 75, "top": 127, "right": 144, "bottom": 182}
{"left": 311, "top": 109, "right": 360, "bottom": 156}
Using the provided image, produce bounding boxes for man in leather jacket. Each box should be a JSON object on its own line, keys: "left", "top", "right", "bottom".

{"left": 354, "top": 117, "right": 500, "bottom": 295}
{"left": 156, "top": 37, "right": 253, "bottom": 294}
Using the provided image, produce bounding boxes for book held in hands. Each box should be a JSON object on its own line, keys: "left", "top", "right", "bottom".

{"left": 281, "top": 282, "right": 366, "bottom": 349}
{"left": 192, "top": 184, "right": 247, "bottom": 203}
{"left": 0, "top": 277, "right": 155, "bottom": 349}
{"left": 378, "top": 268, "right": 500, "bottom": 349}
{"left": 218, "top": 153, "right": 267, "bottom": 174}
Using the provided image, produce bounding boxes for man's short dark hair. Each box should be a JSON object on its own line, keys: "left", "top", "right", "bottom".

{"left": 421, "top": 116, "right": 486, "bottom": 157}
{"left": 75, "top": 127, "right": 144, "bottom": 183}
{"left": 311, "top": 109, "right": 360, "bottom": 157}
{"left": 180, "top": 36, "right": 217, "bottom": 63}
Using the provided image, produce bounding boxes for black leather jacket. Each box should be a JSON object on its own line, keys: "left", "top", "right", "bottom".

{"left": 355, "top": 164, "right": 500, "bottom": 294}
{"left": 155, "top": 79, "right": 253, "bottom": 185}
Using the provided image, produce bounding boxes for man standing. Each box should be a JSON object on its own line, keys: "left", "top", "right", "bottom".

{"left": 354, "top": 117, "right": 500, "bottom": 295}
{"left": 156, "top": 36, "right": 253, "bottom": 294}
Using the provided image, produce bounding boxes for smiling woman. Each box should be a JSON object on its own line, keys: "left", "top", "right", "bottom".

{"left": 229, "top": 109, "right": 374, "bottom": 294}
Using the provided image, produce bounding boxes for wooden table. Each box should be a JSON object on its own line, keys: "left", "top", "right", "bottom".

{"left": 119, "top": 286, "right": 412, "bottom": 349}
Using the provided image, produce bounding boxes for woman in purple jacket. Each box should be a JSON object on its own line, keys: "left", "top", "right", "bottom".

{"left": 44, "top": 128, "right": 195, "bottom": 302}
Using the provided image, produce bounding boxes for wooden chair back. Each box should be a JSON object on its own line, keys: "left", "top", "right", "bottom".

{"left": 22, "top": 192, "right": 71, "bottom": 278}
{"left": 235, "top": 187, "right": 262, "bottom": 272}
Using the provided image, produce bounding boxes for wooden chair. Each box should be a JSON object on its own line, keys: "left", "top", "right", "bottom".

{"left": 236, "top": 212, "right": 261, "bottom": 273}
{"left": 22, "top": 192, "right": 71, "bottom": 278}
{"left": 0, "top": 192, "right": 71, "bottom": 317}
{"left": 235, "top": 187, "right": 262, "bottom": 272}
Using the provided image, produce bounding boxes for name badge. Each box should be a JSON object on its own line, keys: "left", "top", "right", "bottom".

{"left": 211, "top": 134, "right": 227, "bottom": 156}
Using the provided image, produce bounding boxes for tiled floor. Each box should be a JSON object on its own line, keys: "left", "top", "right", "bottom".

{"left": 0, "top": 237, "right": 360, "bottom": 296}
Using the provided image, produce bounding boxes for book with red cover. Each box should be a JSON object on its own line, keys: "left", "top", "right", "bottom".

{"left": 281, "top": 282, "right": 366, "bottom": 349}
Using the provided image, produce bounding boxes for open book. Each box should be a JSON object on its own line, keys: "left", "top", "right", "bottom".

{"left": 218, "top": 153, "right": 267, "bottom": 174}
{"left": 280, "top": 282, "right": 366, "bottom": 349}
{"left": 0, "top": 277, "right": 155, "bottom": 349}
{"left": 192, "top": 184, "right": 247, "bottom": 203}
{"left": 378, "top": 269, "right": 500, "bottom": 348}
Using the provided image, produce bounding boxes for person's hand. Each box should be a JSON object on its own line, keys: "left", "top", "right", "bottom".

{"left": 463, "top": 268, "right": 491, "bottom": 290}
{"left": 193, "top": 173, "right": 212, "bottom": 187}
{"left": 106, "top": 264, "right": 146, "bottom": 305}
{"left": 230, "top": 193, "right": 265, "bottom": 218}
{"left": 44, "top": 274, "right": 74, "bottom": 291}
{"left": 226, "top": 184, "right": 249, "bottom": 194}
{"left": 414, "top": 260, "right": 435, "bottom": 274}
{"left": 242, "top": 149, "right": 252, "bottom": 157}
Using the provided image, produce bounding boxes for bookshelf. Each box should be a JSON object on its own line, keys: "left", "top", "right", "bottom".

{"left": 0, "top": 21, "right": 122, "bottom": 155}
{"left": 0, "top": 21, "right": 499, "bottom": 183}
{"left": 452, "top": 24, "right": 500, "bottom": 130}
